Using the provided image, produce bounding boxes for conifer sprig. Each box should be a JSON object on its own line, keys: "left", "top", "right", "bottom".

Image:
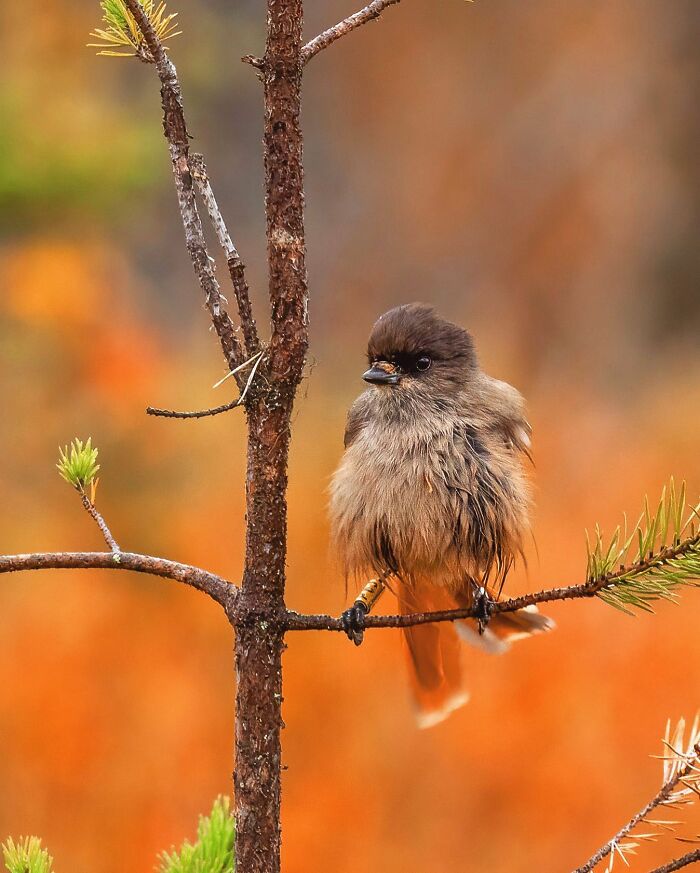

{"left": 2, "top": 837, "right": 54, "bottom": 873}
{"left": 586, "top": 480, "right": 700, "bottom": 615}
{"left": 88, "top": 0, "right": 180, "bottom": 61}
{"left": 56, "top": 438, "right": 100, "bottom": 493}
{"left": 159, "top": 796, "right": 235, "bottom": 873}
{"left": 576, "top": 716, "right": 700, "bottom": 873}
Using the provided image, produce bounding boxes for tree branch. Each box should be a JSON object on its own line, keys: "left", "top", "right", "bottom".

{"left": 301, "top": 0, "right": 402, "bottom": 65}
{"left": 285, "top": 532, "right": 700, "bottom": 631}
{"left": 645, "top": 850, "right": 700, "bottom": 873}
{"left": 123, "top": 0, "right": 249, "bottom": 383}
{"left": 190, "top": 154, "right": 260, "bottom": 358}
{"left": 78, "top": 489, "right": 120, "bottom": 552}
{"left": 147, "top": 350, "right": 266, "bottom": 419}
{"left": 0, "top": 551, "right": 235, "bottom": 607}
{"left": 283, "top": 582, "right": 589, "bottom": 630}
{"left": 146, "top": 397, "right": 244, "bottom": 420}
{"left": 574, "top": 741, "right": 700, "bottom": 873}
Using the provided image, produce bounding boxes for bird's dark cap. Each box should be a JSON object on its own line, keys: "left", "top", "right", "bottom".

{"left": 367, "top": 303, "right": 477, "bottom": 369}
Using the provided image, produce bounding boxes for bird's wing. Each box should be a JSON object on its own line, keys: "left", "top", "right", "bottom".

{"left": 478, "top": 376, "right": 532, "bottom": 460}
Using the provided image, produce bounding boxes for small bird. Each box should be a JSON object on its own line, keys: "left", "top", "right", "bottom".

{"left": 329, "top": 303, "right": 553, "bottom": 727}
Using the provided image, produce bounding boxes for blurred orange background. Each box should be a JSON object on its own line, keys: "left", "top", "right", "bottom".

{"left": 1, "top": 0, "right": 699, "bottom": 871}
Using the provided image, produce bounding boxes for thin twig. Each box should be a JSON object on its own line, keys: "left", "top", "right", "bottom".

{"left": 79, "top": 489, "right": 120, "bottom": 552}
{"left": 645, "top": 849, "right": 700, "bottom": 873}
{"left": 123, "top": 0, "right": 248, "bottom": 383}
{"left": 147, "top": 350, "right": 265, "bottom": 419}
{"left": 285, "top": 533, "right": 700, "bottom": 631}
{"left": 190, "top": 154, "right": 260, "bottom": 358}
{"left": 147, "top": 397, "right": 244, "bottom": 420}
{"left": 301, "top": 0, "right": 402, "bottom": 65}
{"left": 0, "top": 551, "right": 235, "bottom": 607}
{"left": 574, "top": 743, "right": 700, "bottom": 873}
{"left": 241, "top": 54, "right": 265, "bottom": 70}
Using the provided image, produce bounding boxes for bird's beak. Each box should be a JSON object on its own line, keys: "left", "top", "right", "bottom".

{"left": 363, "top": 361, "right": 401, "bottom": 385}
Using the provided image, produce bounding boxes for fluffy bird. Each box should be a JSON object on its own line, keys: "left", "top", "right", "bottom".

{"left": 329, "top": 303, "right": 553, "bottom": 727}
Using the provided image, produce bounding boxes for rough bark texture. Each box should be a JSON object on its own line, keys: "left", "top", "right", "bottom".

{"left": 232, "top": 3, "right": 308, "bottom": 872}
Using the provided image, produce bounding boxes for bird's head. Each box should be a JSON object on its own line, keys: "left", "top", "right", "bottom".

{"left": 364, "top": 303, "right": 477, "bottom": 396}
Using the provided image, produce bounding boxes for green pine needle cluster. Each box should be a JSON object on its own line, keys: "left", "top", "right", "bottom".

{"left": 2, "top": 837, "right": 54, "bottom": 873}
{"left": 88, "top": 0, "right": 181, "bottom": 61}
{"left": 159, "top": 797, "right": 235, "bottom": 873}
{"left": 56, "top": 437, "right": 100, "bottom": 491}
{"left": 2, "top": 798, "right": 234, "bottom": 873}
{"left": 587, "top": 479, "right": 700, "bottom": 615}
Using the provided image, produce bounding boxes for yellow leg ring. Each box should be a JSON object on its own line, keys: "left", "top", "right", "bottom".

{"left": 354, "top": 577, "right": 386, "bottom": 612}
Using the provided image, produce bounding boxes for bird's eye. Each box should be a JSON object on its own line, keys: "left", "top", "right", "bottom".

{"left": 415, "top": 356, "right": 432, "bottom": 372}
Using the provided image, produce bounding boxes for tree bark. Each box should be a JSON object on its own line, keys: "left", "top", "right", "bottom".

{"left": 233, "top": 3, "right": 307, "bottom": 872}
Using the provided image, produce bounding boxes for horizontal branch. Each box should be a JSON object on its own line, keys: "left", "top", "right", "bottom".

{"left": 285, "top": 582, "right": 594, "bottom": 631}
{"left": 286, "top": 531, "right": 700, "bottom": 631}
{"left": 147, "top": 349, "right": 265, "bottom": 419}
{"left": 147, "top": 397, "right": 243, "bottom": 419}
{"left": 646, "top": 850, "right": 700, "bottom": 873}
{"left": 0, "top": 551, "right": 235, "bottom": 608}
{"left": 301, "top": 0, "right": 402, "bottom": 65}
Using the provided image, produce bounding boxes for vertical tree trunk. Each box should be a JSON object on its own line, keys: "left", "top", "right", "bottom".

{"left": 233, "top": 3, "right": 307, "bottom": 872}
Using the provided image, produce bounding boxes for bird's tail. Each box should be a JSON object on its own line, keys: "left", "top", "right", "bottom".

{"left": 398, "top": 583, "right": 469, "bottom": 729}
{"left": 453, "top": 589, "right": 555, "bottom": 655}
{"left": 398, "top": 580, "right": 554, "bottom": 728}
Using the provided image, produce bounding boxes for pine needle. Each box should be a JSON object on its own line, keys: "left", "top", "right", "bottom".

{"left": 2, "top": 837, "right": 54, "bottom": 873}
{"left": 586, "top": 479, "right": 700, "bottom": 615}
{"left": 158, "top": 796, "right": 234, "bottom": 873}
{"left": 88, "top": 0, "right": 181, "bottom": 61}
{"left": 56, "top": 437, "right": 100, "bottom": 491}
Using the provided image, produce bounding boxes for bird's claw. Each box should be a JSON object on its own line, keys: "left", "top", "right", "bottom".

{"left": 341, "top": 602, "right": 367, "bottom": 646}
{"left": 474, "top": 587, "right": 494, "bottom": 635}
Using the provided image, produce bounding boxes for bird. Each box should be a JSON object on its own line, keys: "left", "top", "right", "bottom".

{"left": 328, "top": 303, "right": 554, "bottom": 728}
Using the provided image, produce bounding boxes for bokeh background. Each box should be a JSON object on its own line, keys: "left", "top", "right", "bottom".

{"left": 1, "top": 0, "right": 699, "bottom": 870}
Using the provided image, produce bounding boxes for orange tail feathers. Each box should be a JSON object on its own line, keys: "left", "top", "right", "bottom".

{"left": 399, "top": 582, "right": 555, "bottom": 728}
{"left": 398, "top": 584, "right": 469, "bottom": 729}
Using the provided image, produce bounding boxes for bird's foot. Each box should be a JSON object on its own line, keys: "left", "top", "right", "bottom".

{"left": 474, "top": 587, "right": 494, "bottom": 635}
{"left": 341, "top": 602, "right": 368, "bottom": 647}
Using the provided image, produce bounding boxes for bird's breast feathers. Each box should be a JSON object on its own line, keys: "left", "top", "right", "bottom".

{"left": 329, "top": 413, "right": 529, "bottom": 586}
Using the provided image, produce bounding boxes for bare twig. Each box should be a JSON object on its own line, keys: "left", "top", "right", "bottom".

{"left": 147, "top": 398, "right": 244, "bottom": 420}
{"left": 190, "top": 154, "right": 260, "bottom": 358}
{"left": 147, "top": 349, "right": 265, "bottom": 419}
{"left": 301, "top": 0, "right": 402, "bottom": 65}
{"left": 123, "top": 0, "right": 248, "bottom": 382}
{"left": 79, "top": 489, "right": 120, "bottom": 552}
{"left": 0, "top": 551, "right": 235, "bottom": 607}
{"left": 574, "top": 742, "right": 700, "bottom": 873}
{"left": 241, "top": 54, "right": 265, "bottom": 70}
{"left": 645, "top": 850, "right": 700, "bottom": 873}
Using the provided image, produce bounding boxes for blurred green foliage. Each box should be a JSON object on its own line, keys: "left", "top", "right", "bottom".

{"left": 0, "top": 91, "right": 162, "bottom": 230}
